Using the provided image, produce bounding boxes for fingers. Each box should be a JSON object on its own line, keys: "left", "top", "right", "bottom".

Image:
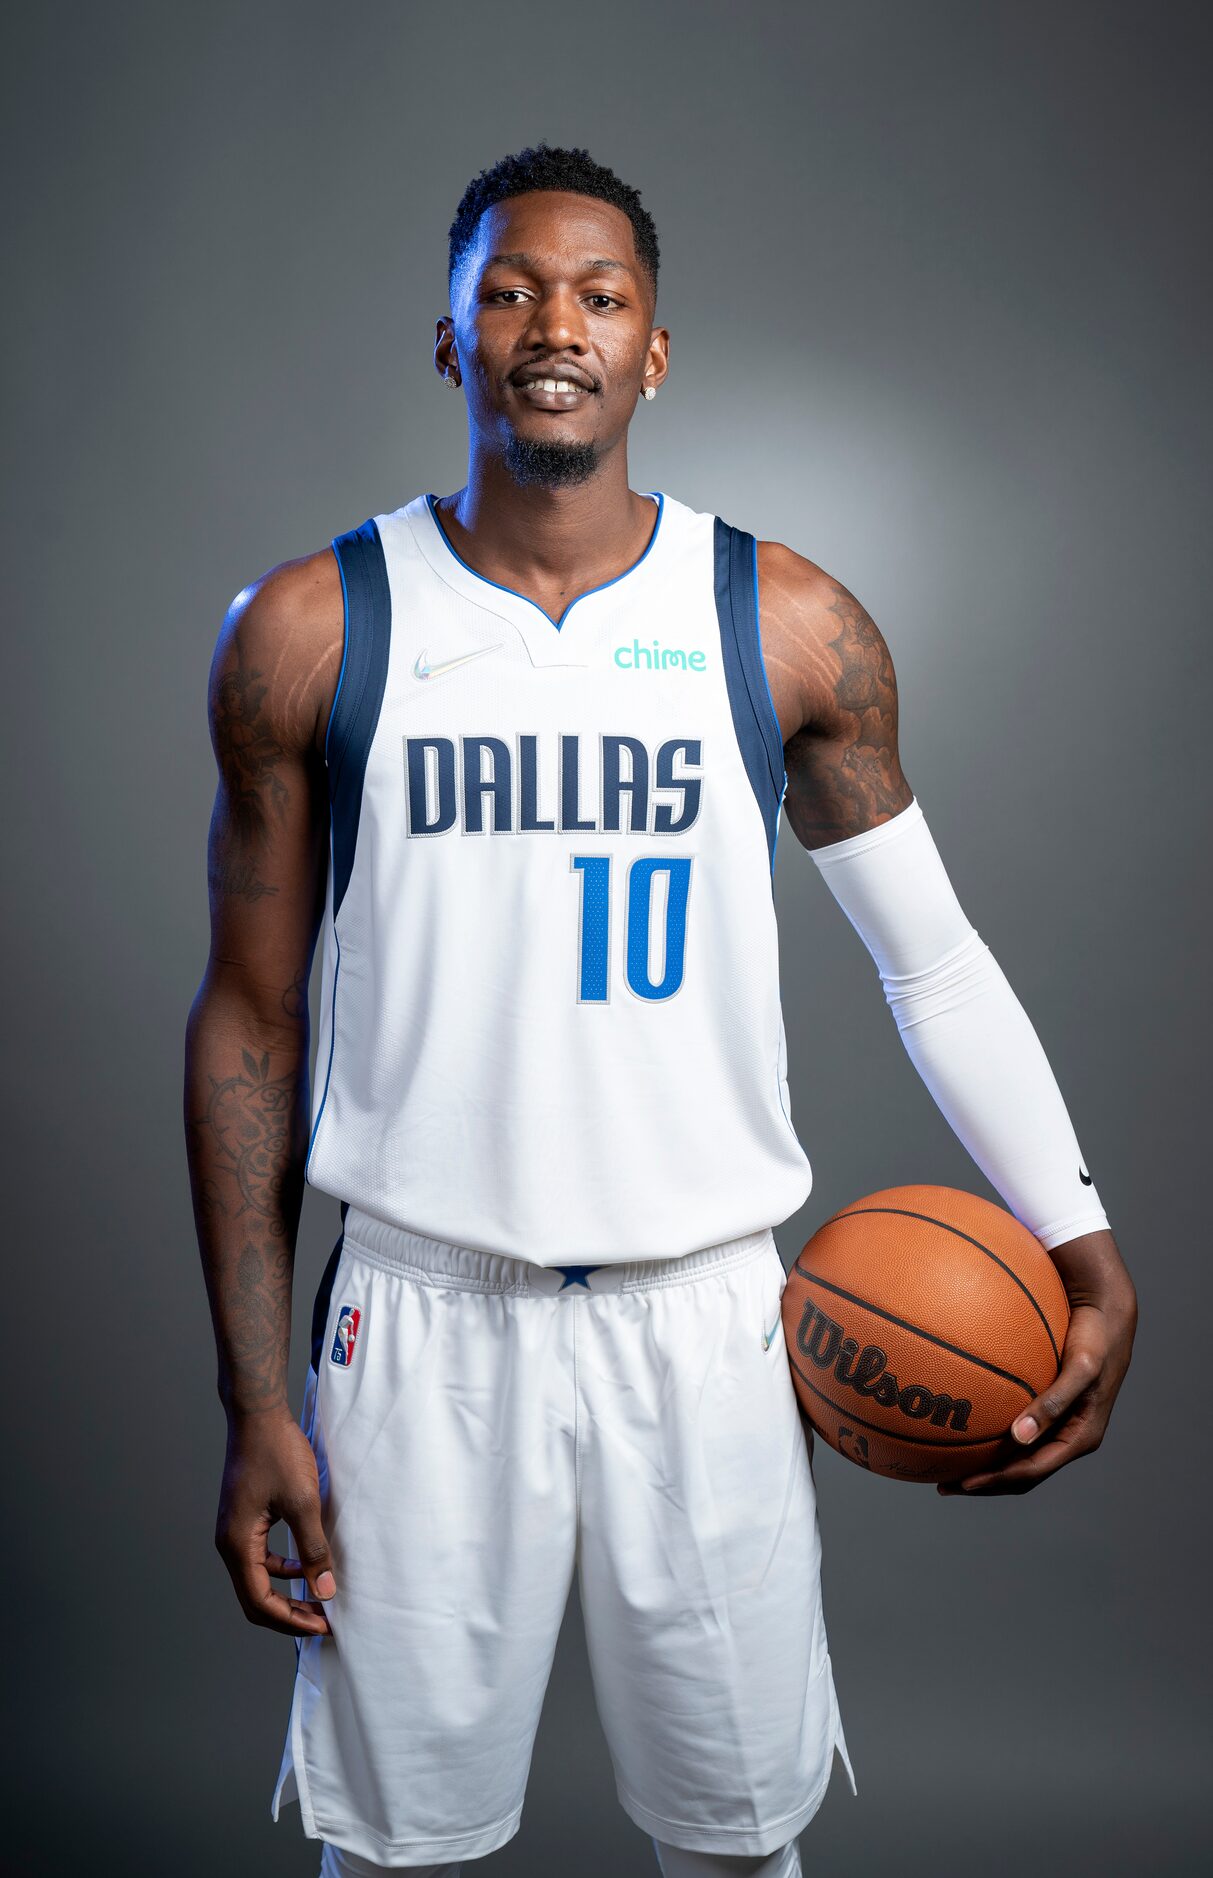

{"left": 221, "top": 1538, "right": 334, "bottom": 1636}
{"left": 287, "top": 1499, "right": 339, "bottom": 1607}
{"left": 936, "top": 1305, "right": 1114, "bottom": 1496}
{"left": 1008, "top": 1319, "right": 1104, "bottom": 1447}
{"left": 264, "top": 1550, "right": 334, "bottom": 1609}
{"left": 216, "top": 1418, "right": 342, "bottom": 1636}
{"left": 218, "top": 1506, "right": 338, "bottom": 1637}
{"left": 935, "top": 1419, "right": 1104, "bottom": 1494}
{"left": 264, "top": 1553, "right": 330, "bottom": 1625}
{"left": 937, "top": 1414, "right": 1102, "bottom": 1494}
{"left": 265, "top": 1550, "right": 304, "bottom": 1579}
{"left": 1013, "top": 1352, "right": 1104, "bottom": 1449}
{"left": 931, "top": 1282, "right": 1133, "bottom": 1498}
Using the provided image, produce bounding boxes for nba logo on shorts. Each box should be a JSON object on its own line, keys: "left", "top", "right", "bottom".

{"left": 330, "top": 1304, "right": 362, "bottom": 1367}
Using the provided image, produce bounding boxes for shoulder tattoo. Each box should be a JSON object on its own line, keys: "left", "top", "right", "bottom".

{"left": 785, "top": 583, "right": 912, "bottom": 843}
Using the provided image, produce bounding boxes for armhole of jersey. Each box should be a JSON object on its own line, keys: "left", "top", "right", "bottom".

{"left": 327, "top": 520, "right": 392, "bottom": 919}
{"left": 713, "top": 517, "right": 786, "bottom": 875}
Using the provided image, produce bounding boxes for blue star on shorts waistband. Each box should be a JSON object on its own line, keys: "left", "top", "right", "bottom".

{"left": 554, "top": 1264, "right": 606, "bottom": 1290}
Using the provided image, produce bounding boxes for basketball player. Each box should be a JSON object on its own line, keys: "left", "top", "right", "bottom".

{"left": 184, "top": 146, "right": 1137, "bottom": 1877}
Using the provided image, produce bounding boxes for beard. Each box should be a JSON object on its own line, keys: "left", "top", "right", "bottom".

{"left": 502, "top": 433, "right": 599, "bottom": 489}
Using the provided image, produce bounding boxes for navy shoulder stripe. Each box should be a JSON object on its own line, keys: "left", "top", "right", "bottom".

{"left": 713, "top": 517, "right": 786, "bottom": 873}
{"left": 327, "top": 520, "right": 392, "bottom": 919}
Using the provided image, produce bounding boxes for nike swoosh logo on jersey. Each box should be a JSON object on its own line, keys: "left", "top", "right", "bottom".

{"left": 762, "top": 1315, "right": 781, "bottom": 1350}
{"left": 413, "top": 643, "right": 503, "bottom": 682}
{"left": 1079, "top": 1167, "right": 1093, "bottom": 1185}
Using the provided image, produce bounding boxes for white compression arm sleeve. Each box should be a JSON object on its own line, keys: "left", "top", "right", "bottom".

{"left": 808, "top": 797, "right": 1110, "bottom": 1250}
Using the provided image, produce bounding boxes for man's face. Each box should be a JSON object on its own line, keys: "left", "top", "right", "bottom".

{"left": 438, "top": 190, "right": 668, "bottom": 484}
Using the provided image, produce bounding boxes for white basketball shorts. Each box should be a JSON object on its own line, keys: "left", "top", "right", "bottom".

{"left": 271, "top": 1208, "right": 857, "bottom": 1866}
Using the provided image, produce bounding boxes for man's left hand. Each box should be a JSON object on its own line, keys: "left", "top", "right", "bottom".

{"left": 938, "top": 1228, "right": 1137, "bottom": 1495}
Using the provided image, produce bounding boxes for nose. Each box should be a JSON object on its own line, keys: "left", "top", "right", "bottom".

{"left": 520, "top": 284, "right": 588, "bottom": 355}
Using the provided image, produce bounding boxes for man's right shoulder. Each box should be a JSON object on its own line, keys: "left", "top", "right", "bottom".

{"left": 212, "top": 546, "right": 346, "bottom": 757}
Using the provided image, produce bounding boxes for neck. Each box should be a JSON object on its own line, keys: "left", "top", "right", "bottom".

{"left": 441, "top": 439, "right": 649, "bottom": 587}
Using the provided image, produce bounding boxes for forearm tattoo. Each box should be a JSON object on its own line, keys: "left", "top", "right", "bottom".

{"left": 785, "top": 583, "right": 913, "bottom": 845}
{"left": 219, "top": 1232, "right": 295, "bottom": 1414}
{"left": 198, "top": 1048, "right": 295, "bottom": 1223}
{"left": 188, "top": 1045, "right": 307, "bottom": 1413}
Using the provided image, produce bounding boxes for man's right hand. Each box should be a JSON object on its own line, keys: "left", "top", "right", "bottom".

{"left": 215, "top": 1409, "right": 337, "bottom": 1637}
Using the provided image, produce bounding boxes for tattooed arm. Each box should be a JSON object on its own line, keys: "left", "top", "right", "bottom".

{"left": 184, "top": 547, "right": 343, "bottom": 1632}
{"left": 756, "top": 544, "right": 1136, "bottom": 1494}
{"left": 754, "top": 542, "right": 913, "bottom": 843}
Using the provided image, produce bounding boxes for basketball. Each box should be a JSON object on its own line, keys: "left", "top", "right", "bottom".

{"left": 781, "top": 1185, "right": 1070, "bottom": 1483}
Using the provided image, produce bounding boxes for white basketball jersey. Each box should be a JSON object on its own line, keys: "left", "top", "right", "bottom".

{"left": 304, "top": 489, "right": 813, "bottom": 1264}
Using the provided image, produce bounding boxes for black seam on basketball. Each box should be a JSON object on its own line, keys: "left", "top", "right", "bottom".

{"left": 824, "top": 1207, "right": 1062, "bottom": 1367}
{"left": 791, "top": 1267, "right": 1035, "bottom": 1397}
{"left": 788, "top": 1359, "right": 1002, "bottom": 1447}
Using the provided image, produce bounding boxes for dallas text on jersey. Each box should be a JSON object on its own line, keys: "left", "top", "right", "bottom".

{"left": 403, "top": 733, "right": 704, "bottom": 837}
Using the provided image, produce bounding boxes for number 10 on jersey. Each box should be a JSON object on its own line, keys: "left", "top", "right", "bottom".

{"left": 572, "top": 854, "right": 693, "bottom": 1003}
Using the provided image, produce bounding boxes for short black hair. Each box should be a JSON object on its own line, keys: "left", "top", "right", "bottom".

{"left": 448, "top": 143, "right": 660, "bottom": 305}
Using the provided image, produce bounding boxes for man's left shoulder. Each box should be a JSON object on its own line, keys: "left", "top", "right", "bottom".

{"left": 752, "top": 540, "right": 879, "bottom": 742}
{"left": 755, "top": 538, "right": 857, "bottom": 632}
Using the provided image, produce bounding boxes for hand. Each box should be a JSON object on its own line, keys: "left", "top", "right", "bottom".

{"left": 214, "top": 1406, "right": 337, "bottom": 1635}
{"left": 938, "top": 1228, "right": 1137, "bottom": 1496}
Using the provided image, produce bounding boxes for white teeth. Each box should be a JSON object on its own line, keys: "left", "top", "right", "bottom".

{"left": 525, "top": 377, "right": 580, "bottom": 393}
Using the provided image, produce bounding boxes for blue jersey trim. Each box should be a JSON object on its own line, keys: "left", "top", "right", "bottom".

{"left": 424, "top": 491, "right": 664, "bottom": 630}
{"left": 304, "top": 923, "right": 341, "bottom": 1182}
{"left": 306, "top": 522, "right": 391, "bottom": 1185}
{"left": 713, "top": 518, "right": 786, "bottom": 874}
{"left": 327, "top": 520, "right": 393, "bottom": 918}
{"left": 324, "top": 551, "right": 351, "bottom": 767}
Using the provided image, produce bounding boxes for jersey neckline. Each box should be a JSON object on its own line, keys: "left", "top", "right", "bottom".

{"left": 420, "top": 490, "right": 666, "bottom": 632}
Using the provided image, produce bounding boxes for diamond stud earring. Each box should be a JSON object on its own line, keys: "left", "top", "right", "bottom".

{"left": 642, "top": 385, "right": 656, "bottom": 401}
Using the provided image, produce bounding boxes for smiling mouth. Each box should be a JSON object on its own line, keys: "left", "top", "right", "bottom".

{"left": 511, "top": 375, "right": 596, "bottom": 409}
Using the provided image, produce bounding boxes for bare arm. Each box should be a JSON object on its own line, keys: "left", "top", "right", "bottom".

{"left": 754, "top": 540, "right": 914, "bottom": 844}
{"left": 184, "top": 548, "right": 343, "bottom": 1627}
{"left": 757, "top": 543, "right": 1137, "bottom": 1493}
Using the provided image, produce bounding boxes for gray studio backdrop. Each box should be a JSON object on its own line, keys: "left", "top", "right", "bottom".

{"left": 4, "top": 3, "right": 1208, "bottom": 1874}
